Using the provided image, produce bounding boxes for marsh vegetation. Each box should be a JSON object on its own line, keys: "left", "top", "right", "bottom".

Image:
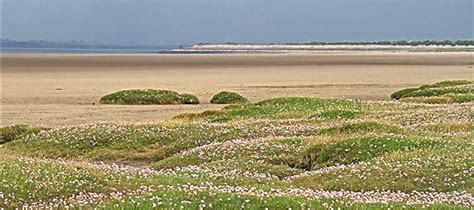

{"left": 391, "top": 80, "right": 473, "bottom": 104}
{"left": 99, "top": 89, "right": 199, "bottom": 105}
{"left": 1, "top": 81, "right": 473, "bottom": 208}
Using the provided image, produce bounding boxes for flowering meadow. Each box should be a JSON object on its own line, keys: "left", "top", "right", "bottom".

{"left": 1, "top": 95, "right": 473, "bottom": 208}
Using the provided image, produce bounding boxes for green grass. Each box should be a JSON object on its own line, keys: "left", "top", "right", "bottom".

{"left": 292, "top": 141, "right": 473, "bottom": 193}
{"left": 391, "top": 88, "right": 420, "bottom": 100}
{"left": 1, "top": 96, "right": 473, "bottom": 208}
{"left": 299, "top": 135, "right": 442, "bottom": 170}
{"left": 0, "top": 125, "right": 44, "bottom": 144}
{"left": 99, "top": 89, "right": 199, "bottom": 105}
{"left": 0, "top": 155, "right": 115, "bottom": 208}
{"left": 98, "top": 189, "right": 465, "bottom": 209}
{"left": 318, "top": 122, "right": 404, "bottom": 135}
{"left": 390, "top": 80, "right": 473, "bottom": 104}
{"left": 401, "top": 93, "right": 474, "bottom": 104}
{"left": 403, "top": 86, "right": 472, "bottom": 98}
{"left": 1, "top": 153, "right": 469, "bottom": 209}
{"left": 210, "top": 91, "right": 249, "bottom": 104}
{"left": 179, "top": 93, "right": 200, "bottom": 104}
{"left": 428, "top": 80, "right": 473, "bottom": 87}
{"left": 178, "top": 97, "right": 365, "bottom": 122}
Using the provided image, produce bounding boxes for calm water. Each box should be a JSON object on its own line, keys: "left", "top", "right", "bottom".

{"left": 1, "top": 47, "right": 170, "bottom": 54}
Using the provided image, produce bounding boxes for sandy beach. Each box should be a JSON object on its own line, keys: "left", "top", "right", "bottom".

{"left": 2, "top": 52, "right": 473, "bottom": 126}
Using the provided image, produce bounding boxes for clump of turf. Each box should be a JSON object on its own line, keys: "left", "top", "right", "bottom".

{"left": 179, "top": 93, "right": 200, "bottom": 104}
{"left": 210, "top": 91, "right": 249, "bottom": 104}
{"left": 0, "top": 125, "right": 43, "bottom": 144}
{"left": 400, "top": 94, "right": 474, "bottom": 104}
{"left": 176, "top": 97, "right": 364, "bottom": 122}
{"left": 297, "top": 135, "right": 440, "bottom": 170}
{"left": 390, "top": 80, "right": 473, "bottom": 103}
{"left": 390, "top": 88, "right": 420, "bottom": 100}
{"left": 99, "top": 89, "right": 199, "bottom": 105}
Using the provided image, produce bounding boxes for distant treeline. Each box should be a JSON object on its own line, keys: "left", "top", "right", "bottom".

{"left": 200, "top": 40, "right": 474, "bottom": 46}
{"left": 1, "top": 39, "right": 180, "bottom": 49}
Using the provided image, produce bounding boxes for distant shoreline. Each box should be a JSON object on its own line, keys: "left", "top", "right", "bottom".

{"left": 4, "top": 46, "right": 473, "bottom": 54}
{"left": 166, "top": 44, "right": 474, "bottom": 54}
{"left": 3, "top": 39, "right": 473, "bottom": 54}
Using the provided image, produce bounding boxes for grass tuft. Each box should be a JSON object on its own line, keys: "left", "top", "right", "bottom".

{"left": 99, "top": 89, "right": 199, "bottom": 105}
{"left": 0, "top": 125, "right": 43, "bottom": 144}
{"left": 298, "top": 135, "right": 441, "bottom": 170}
{"left": 390, "top": 88, "right": 419, "bottom": 100}
{"left": 210, "top": 91, "right": 249, "bottom": 104}
{"left": 390, "top": 80, "right": 473, "bottom": 103}
{"left": 188, "top": 97, "right": 365, "bottom": 122}
{"left": 179, "top": 93, "right": 200, "bottom": 104}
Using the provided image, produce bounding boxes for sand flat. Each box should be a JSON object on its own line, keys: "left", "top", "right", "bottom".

{"left": 2, "top": 52, "right": 473, "bottom": 126}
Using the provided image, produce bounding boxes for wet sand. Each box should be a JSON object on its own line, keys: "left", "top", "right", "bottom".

{"left": 1, "top": 52, "right": 473, "bottom": 126}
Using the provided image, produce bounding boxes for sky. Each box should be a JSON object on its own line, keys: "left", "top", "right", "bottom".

{"left": 1, "top": 0, "right": 473, "bottom": 45}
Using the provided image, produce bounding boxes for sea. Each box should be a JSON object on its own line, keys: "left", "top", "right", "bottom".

{"left": 1, "top": 47, "right": 171, "bottom": 54}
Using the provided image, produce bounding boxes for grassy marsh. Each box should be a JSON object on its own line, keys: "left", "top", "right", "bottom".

{"left": 1, "top": 85, "right": 473, "bottom": 208}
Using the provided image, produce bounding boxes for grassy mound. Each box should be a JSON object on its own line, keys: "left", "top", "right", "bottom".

{"left": 99, "top": 89, "right": 199, "bottom": 105}
{"left": 292, "top": 142, "right": 472, "bottom": 193}
{"left": 298, "top": 135, "right": 441, "bottom": 170}
{"left": 179, "top": 93, "right": 200, "bottom": 104}
{"left": 401, "top": 93, "right": 474, "bottom": 104}
{"left": 210, "top": 91, "right": 249, "bottom": 104}
{"left": 0, "top": 125, "right": 43, "bottom": 144}
{"left": 390, "top": 80, "right": 473, "bottom": 103}
{"left": 177, "top": 97, "right": 365, "bottom": 122}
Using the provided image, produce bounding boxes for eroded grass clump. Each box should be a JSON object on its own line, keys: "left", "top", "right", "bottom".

{"left": 390, "top": 80, "right": 473, "bottom": 103}
{"left": 401, "top": 93, "right": 474, "bottom": 104}
{"left": 291, "top": 141, "right": 473, "bottom": 193}
{"left": 99, "top": 89, "right": 199, "bottom": 105}
{"left": 210, "top": 91, "right": 249, "bottom": 104}
{"left": 0, "top": 125, "right": 43, "bottom": 144}
{"left": 298, "top": 135, "right": 441, "bottom": 170}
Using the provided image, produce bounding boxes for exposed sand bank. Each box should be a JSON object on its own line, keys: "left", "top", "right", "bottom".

{"left": 2, "top": 52, "right": 473, "bottom": 126}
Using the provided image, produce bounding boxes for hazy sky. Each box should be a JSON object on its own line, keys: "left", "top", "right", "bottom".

{"left": 2, "top": 0, "right": 473, "bottom": 45}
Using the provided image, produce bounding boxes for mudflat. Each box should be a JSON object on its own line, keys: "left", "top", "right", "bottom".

{"left": 2, "top": 52, "right": 473, "bottom": 126}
